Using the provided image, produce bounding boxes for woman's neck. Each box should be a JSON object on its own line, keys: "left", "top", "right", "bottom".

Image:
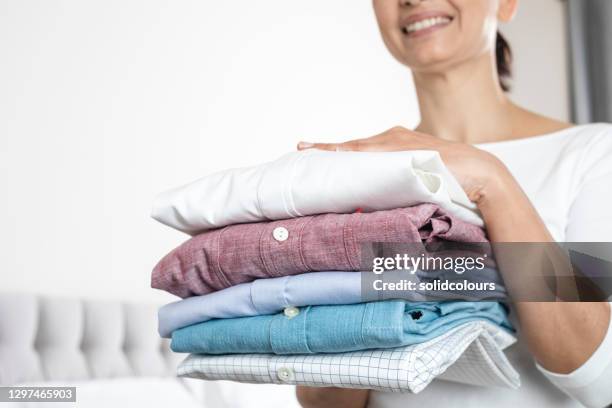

{"left": 413, "top": 53, "right": 521, "bottom": 144}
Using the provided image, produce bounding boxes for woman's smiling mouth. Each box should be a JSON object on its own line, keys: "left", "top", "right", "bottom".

{"left": 401, "top": 13, "right": 454, "bottom": 37}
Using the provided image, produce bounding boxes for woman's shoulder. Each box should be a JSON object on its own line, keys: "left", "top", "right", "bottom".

{"left": 482, "top": 117, "right": 612, "bottom": 174}
{"left": 536, "top": 122, "right": 612, "bottom": 168}
{"left": 561, "top": 123, "right": 612, "bottom": 152}
{"left": 566, "top": 122, "right": 612, "bottom": 135}
{"left": 522, "top": 111, "right": 612, "bottom": 153}
{"left": 511, "top": 108, "right": 572, "bottom": 138}
{"left": 556, "top": 123, "right": 612, "bottom": 180}
{"left": 513, "top": 107, "right": 612, "bottom": 144}
{"left": 575, "top": 122, "right": 612, "bottom": 137}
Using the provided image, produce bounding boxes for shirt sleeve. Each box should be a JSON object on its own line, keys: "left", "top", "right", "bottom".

{"left": 537, "top": 125, "right": 612, "bottom": 408}
{"left": 536, "top": 306, "right": 612, "bottom": 408}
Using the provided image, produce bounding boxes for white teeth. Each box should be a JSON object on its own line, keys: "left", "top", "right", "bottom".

{"left": 404, "top": 16, "right": 451, "bottom": 34}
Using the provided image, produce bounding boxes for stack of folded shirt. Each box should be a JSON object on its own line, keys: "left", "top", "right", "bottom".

{"left": 151, "top": 149, "right": 520, "bottom": 393}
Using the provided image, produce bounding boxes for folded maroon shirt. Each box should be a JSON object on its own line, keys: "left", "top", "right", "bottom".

{"left": 152, "top": 203, "right": 487, "bottom": 298}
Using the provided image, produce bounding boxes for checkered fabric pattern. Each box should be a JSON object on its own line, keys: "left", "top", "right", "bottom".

{"left": 177, "top": 321, "right": 519, "bottom": 394}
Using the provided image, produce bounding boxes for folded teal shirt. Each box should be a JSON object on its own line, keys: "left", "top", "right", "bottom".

{"left": 171, "top": 301, "right": 513, "bottom": 355}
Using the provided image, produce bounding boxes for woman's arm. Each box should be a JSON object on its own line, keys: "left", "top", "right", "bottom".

{"left": 295, "top": 126, "right": 611, "bottom": 406}
{"left": 299, "top": 126, "right": 610, "bottom": 371}
{"left": 478, "top": 164, "right": 610, "bottom": 373}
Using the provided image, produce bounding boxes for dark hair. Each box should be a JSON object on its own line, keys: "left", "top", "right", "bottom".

{"left": 495, "top": 31, "right": 512, "bottom": 92}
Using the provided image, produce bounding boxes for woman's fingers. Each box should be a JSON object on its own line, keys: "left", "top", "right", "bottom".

{"left": 295, "top": 128, "right": 426, "bottom": 152}
{"left": 297, "top": 141, "right": 352, "bottom": 151}
{"left": 297, "top": 139, "right": 376, "bottom": 152}
{"left": 296, "top": 141, "right": 315, "bottom": 150}
{"left": 297, "top": 141, "right": 337, "bottom": 151}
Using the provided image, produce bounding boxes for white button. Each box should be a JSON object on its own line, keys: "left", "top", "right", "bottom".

{"left": 272, "top": 226, "right": 289, "bottom": 242}
{"left": 277, "top": 367, "right": 294, "bottom": 382}
{"left": 283, "top": 306, "right": 300, "bottom": 319}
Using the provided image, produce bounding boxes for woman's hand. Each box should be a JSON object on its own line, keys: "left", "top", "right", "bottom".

{"left": 298, "top": 126, "right": 508, "bottom": 205}
{"left": 296, "top": 386, "right": 369, "bottom": 408}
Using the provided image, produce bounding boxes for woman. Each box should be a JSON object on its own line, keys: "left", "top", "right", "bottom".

{"left": 296, "top": 0, "right": 612, "bottom": 407}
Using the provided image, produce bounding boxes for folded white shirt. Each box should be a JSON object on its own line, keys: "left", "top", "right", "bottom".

{"left": 152, "top": 149, "right": 482, "bottom": 234}
{"left": 177, "top": 320, "right": 519, "bottom": 394}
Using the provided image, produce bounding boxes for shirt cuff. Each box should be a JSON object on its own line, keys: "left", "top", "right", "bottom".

{"left": 536, "top": 302, "right": 612, "bottom": 407}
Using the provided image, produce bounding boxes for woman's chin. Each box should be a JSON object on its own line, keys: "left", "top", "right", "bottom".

{"left": 403, "top": 51, "right": 457, "bottom": 73}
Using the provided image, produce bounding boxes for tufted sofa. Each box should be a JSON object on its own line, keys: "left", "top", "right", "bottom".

{"left": 0, "top": 293, "right": 182, "bottom": 385}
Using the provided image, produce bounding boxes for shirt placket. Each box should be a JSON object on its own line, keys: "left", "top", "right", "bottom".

{"left": 260, "top": 217, "right": 308, "bottom": 278}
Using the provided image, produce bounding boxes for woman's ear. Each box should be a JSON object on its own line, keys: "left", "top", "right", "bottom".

{"left": 498, "top": 0, "right": 518, "bottom": 23}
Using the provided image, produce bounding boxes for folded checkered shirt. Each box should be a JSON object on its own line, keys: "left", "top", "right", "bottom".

{"left": 177, "top": 320, "right": 520, "bottom": 393}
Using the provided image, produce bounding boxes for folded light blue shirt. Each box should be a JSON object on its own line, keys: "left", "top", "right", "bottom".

{"left": 170, "top": 300, "right": 513, "bottom": 355}
{"left": 159, "top": 269, "right": 507, "bottom": 337}
{"left": 158, "top": 272, "right": 362, "bottom": 337}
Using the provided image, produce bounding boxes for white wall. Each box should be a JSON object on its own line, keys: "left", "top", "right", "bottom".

{"left": 0, "top": 0, "right": 418, "bottom": 302}
{"left": 501, "top": 0, "right": 570, "bottom": 121}
{"left": 0, "top": 0, "right": 568, "bottom": 302}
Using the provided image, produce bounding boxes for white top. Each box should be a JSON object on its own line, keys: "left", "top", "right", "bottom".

{"left": 369, "top": 123, "right": 612, "bottom": 408}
